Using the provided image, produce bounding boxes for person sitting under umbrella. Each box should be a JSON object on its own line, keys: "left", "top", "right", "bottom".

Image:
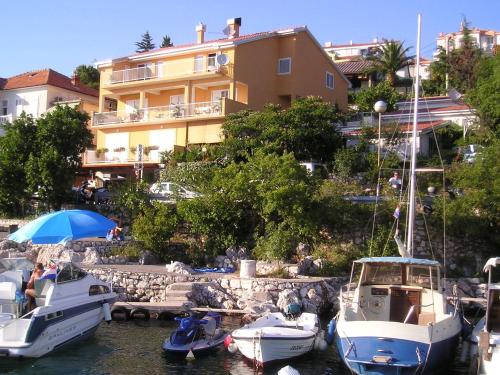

{"left": 25, "top": 263, "right": 44, "bottom": 311}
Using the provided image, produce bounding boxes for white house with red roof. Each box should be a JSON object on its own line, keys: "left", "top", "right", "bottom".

{"left": 436, "top": 26, "right": 500, "bottom": 55}
{"left": 340, "top": 95, "right": 476, "bottom": 157}
{"left": 0, "top": 69, "right": 99, "bottom": 130}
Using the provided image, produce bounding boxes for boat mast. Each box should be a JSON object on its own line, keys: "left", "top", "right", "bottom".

{"left": 407, "top": 14, "right": 422, "bottom": 256}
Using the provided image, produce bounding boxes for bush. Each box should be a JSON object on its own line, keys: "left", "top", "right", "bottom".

{"left": 312, "top": 242, "right": 363, "bottom": 276}
{"left": 111, "top": 243, "right": 141, "bottom": 262}
{"left": 353, "top": 82, "right": 401, "bottom": 112}
{"left": 253, "top": 223, "right": 302, "bottom": 261}
{"left": 131, "top": 202, "right": 178, "bottom": 259}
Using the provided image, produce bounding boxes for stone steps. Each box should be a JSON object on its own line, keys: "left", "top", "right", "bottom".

{"left": 167, "top": 282, "right": 195, "bottom": 291}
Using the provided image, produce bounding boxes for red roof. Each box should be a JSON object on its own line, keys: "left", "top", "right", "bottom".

{"left": 336, "top": 60, "right": 374, "bottom": 74}
{"left": 326, "top": 41, "right": 382, "bottom": 49}
{"left": 346, "top": 120, "right": 447, "bottom": 136}
{"left": 0, "top": 69, "right": 98, "bottom": 97}
{"left": 389, "top": 104, "right": 470, "bottom": 115}
{"left": 133, "top": 28, "right": 300, "bottom": 57}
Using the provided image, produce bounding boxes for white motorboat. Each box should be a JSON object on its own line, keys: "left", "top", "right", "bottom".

{"left": 0, "top": 258, "right": 116, "bottom": 357}
{"left": 228, "top": 307, "right": 320, "bottom": 365}
{"left": 469, "top": 257, "right": 500, "bottom": 374}
{"left": 331, "top": 15, "right": 463, "bottom": 374}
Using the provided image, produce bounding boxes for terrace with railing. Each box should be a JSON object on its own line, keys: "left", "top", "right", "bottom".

{"left": 107, "top": 56, "right": 232, "bottom": 85}
{"left": 0, "top": 115, "right": 14, "bottom": 125}
{"left": 93, "top": 100, "right": 226, "bottom": 127}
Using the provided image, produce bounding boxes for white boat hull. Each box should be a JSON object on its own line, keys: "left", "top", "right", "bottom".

{"left": 0, "top": 300, "right": 113, "bottom": 358}
{"left": 233, "top": 333, "right": 315, "bottom": 364}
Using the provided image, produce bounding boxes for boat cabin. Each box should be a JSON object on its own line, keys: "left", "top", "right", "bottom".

{"left": 345, "top": 257, "right": 444, "bottom": 325}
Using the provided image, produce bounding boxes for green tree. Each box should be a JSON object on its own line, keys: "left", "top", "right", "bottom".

{"left": 0, "top": 114, "right": 37, "bottom": 216}
{"left": 135, "top": 31, "right": 155, "bottom": 53}
{"left": 466, "top": 53, "right": 500, "bottom": 135}
{"left": 26, "top": 106, "right": 93, "bottom": 210}
{"left": 220, "top": 97, "right": 344, "bottom": 163}
{"left": 443, "top": 139, "right": 499, "bottom": 248}
{"left": 447, "top": 20, "right": 482, "bottom": 93}
{"left": 366, "top": 40, "right": 413, "bottom": 87}
{"left": 424, "top": 47, "right": 448, "bottom": 96}
{"left": 353, "top": 81, "right": 401, "bottom": 112}
{"left": 73, "top": 65, "right": 100, "bottom": 90}
{"left": 178, "top": 152, "right": 319, "bottom": 260}
{"left": 131, "top": 201, "right": 178, "bottom": 259}
{"left": 160, "top": 35, "right": 173, "bottom": 48}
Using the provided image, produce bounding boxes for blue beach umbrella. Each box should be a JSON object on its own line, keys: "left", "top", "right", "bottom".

{"left": 9, "top": 210, "right": 116, "bottom": 244}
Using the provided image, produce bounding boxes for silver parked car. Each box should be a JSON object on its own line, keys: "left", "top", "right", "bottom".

{"left": 149, "top": 182, "right": 201, "bottom": 201}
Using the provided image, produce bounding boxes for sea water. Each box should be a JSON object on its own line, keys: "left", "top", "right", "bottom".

{"left": 0, "top": 317, "right": 468, "bottom": 374}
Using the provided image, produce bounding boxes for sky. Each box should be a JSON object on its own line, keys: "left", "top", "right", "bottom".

{"left": 2, "top": 0, "right": 499, "bottom": 78}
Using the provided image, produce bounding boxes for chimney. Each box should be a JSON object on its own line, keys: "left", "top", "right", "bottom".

{"left": 226, "top": 17, "right": 242, "bottom": 38}
{"left": 196, "top": 22, "right": 206, "bottom": 44}
{"left": 71, "top": 74, "right": 80, "bottom": 86}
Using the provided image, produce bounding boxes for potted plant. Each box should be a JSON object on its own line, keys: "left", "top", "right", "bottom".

{"left": 130, "top": 146, "right": 137, "bottom": 154}
{"left": 144, "top": 145, "right": 159, "bottom": 156}
{"left": 95, "top": 148, "right": 109, "bottom": 157}
{"left": 114, "top": 147, "right": 126, "bottom": 153}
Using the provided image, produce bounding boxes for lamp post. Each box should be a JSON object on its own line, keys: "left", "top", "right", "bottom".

{"left": 373, "top": 100, "right": 387, "bottom": 167}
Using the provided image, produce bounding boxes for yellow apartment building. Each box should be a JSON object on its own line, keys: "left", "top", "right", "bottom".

{"left": 84, "top": 18, "right": 349, "bottom": 178}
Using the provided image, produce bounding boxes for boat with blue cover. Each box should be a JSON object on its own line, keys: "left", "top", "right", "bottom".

{"left": 329, "top": 15, "right": 463, "bottom": 374}
{"left": 162, "top": 311, "right": 228, "bottom": 359}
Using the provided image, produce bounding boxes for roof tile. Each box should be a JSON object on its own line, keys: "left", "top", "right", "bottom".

{"left": 1, "top": 69, "right": 98, "bottom": 97}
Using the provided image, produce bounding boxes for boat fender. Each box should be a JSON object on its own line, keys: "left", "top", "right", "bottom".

{"left": 326, "top": 319, "right": 336, "bottom": 345}
{"left": 227, "top": 342, "right": 238, "bottom": 354}
{"left": 224, "top": 334, "right": 232, "bottom": 348}
{"left": 102, "top": 302, "right": 112, "bottom": 323}
{"left": 278, "top": 365, "right": 300, "bottom": 375}
{"left": 130, "top": 308, "right": 150, "bottom": 321}
{"left": 110, "top": 306, "right": 130, "bottom": 321}
{"left": 316, "top": 337, "right": 327, "bottom": 351}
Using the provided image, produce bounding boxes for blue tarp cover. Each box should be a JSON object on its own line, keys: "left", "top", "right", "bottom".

{"left": 193, "top": 267, "right": 235, "bottom": 274}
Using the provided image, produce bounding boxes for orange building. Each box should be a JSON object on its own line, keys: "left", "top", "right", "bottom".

{"left": 85, "top": 18, "right": 349, "bottom": 177}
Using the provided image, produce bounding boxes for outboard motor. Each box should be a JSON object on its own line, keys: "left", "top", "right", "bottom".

{"left": 283, "top": 303, "right": 302, "bottom": 320}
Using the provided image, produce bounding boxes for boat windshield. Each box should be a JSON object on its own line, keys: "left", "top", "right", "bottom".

{"left": 56, "top": 263, "right": 87, "bottom": 284}
{"left": 362, "top": 263, "right": 402, "bottom": 285}
{"left": 406, "top": 265, "right": 438, "bottom": 289}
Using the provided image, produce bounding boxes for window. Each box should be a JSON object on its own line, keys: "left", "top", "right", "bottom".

{"left": 211, "top": 89, "right": 229, "bottom": 102}
{"left": 362, "top": 264, "right": 402, "bottom": 285}
{"left": 326, "top": 72, "right": 334, "bottom": 89}
{"left": 1, "top": 100, "right": 7, "bottom": 116}
{"left": 45, "top": 311, "right": 63, "bottom": 321}
{"left": 207, "top": 53, "right": 217, "bottom": 70}
{"left": 89, "top": 285, "right": 110, "bottom": 296}
{"left": 56, "top": 263, "right": 87, "bottom": 284}
{"left": 278, "top": 58, "right": 291, "bottom": 75}
{"left": 407, "top": 266, "right": 438, "bottom": 289}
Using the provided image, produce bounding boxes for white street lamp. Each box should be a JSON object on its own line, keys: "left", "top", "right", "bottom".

{"left": 374, "top": 100, "right": 387, "bottom": 167}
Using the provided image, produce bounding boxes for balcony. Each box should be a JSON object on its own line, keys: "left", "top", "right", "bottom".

{"left": 93, "top": 100, "right": 227, "bottom": 128}
{"left": 0, "top": 115, "right": 14, "bottom": 125}
{"left": 106, "top": 57, "right": 232, "bottom": 87}
{"left": 84, "top": 149, "right": 162, "bottom": 165}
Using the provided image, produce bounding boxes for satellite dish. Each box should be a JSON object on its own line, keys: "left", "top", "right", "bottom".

{"left": 216, "top": 54, "right": 230, "bottom": 66}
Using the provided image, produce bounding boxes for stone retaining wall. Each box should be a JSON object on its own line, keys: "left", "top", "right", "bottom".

{"left": 85, "top": 266, "right": 347, "bottom": 315}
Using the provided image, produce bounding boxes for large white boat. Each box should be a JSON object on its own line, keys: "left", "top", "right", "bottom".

{"left": 331, "top": 15, "right": 463, "bottom": 374}
{"left": 228, "top": 308, "right": 319, "bottom": 365}
{"left": 0, "top": 258, "right": 116, "bottom": 357}
{"left": 470, "top": 257, "right": 500, "bottom": 374}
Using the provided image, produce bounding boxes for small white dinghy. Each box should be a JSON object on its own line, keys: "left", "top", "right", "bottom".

{"left": 227, "top": 304, "right": 320, "bottom": 365}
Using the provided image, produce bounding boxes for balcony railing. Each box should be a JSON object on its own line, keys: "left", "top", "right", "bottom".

{"left": 108, "top": 57, "right": 227, "bottom": 85}
{"left": 85, "top": 149, "right": 162, "bottom": 164}
{"left": 0, "top": 115, "right": 13, "bottom": 125}
{"left": 93, "top": 101, "right": 224, "bottom": 127}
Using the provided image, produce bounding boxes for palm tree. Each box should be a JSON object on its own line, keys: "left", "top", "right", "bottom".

{"left": 366, "top": 40, "right": 413, "bottom": 87}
